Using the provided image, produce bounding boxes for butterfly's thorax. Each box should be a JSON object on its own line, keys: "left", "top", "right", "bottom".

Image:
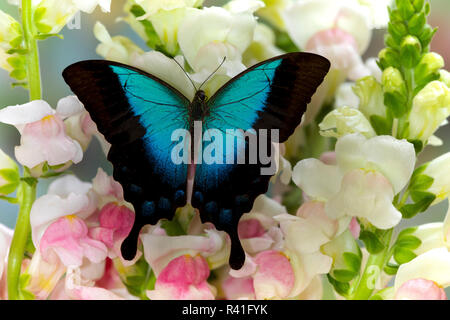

{"left": 189, "top": 90, "right": 209, "bottom": 124}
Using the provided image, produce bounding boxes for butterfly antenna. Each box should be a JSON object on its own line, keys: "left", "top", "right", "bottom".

{"left": 198, "top": 56, "right": 226, "bottom": 91}
{"left": 172, "top": 57, "right": 197, "bottom": 91}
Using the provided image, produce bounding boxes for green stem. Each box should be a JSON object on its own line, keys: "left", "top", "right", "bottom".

{"left": 7, "top": 177, "right": 36, "bottom": 300}
{"left": 7, "top": 0, "right": 41, "bottom": 299}
{"left": 349, "top": 229, "right": 393, "bottom": 300}
{"left": 22, "top": 0, "right": 41, "bottom": 100}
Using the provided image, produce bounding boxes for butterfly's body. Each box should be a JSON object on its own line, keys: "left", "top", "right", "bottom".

{"left": 63, "top": 53, "right": 330, "bottom": 269}
{"left": 189, "top": 90, "right": 208, "bottom": 123}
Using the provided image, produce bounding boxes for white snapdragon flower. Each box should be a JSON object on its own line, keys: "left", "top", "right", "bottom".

{"left": 282, "top": 0, "right": 380, "bottom": 124}
{"left": 133, "top": 0, "right": 203, "bottom": 18}
{"left": 408, "top": 81, "right": 450, "bottom": 144}
{"left": 393, "top": 248, "right": 450, "bottom": 300}
{"left": 31, "top": 0, "right": 111, "bottom": 34}
{"left": 293, "top": 134, "right": 416, "bottom": 231}
{"left": 94, "top": 22, "right": 143, "bottom": 65}
{"left": 178, "top": 2, "right": 263, "bottom": 94}
{"left": 319, "top": 106, "right": 376, "bottom": 138}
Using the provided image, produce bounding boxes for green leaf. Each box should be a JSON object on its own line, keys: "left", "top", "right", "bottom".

{"left": 359, "top": 230, "right": 385, "bottom": 254}
{"left": 160, "top": 218, "right": 186, "bottom": 236}
{"left": 0, "top": 196, "right": 18, "bottom": 204}
{"left": 35, "top": 33, "right": 63, "bottom": 40}
{"left": 342, "top": 252, "right": 362, "bottom": 274}
{"left": 395, "top": 235, "right": 422, "bottom": 250}
{"left": 35, "top": 22, "right": 52, "bottom": 34}
{"left": 408, "top": 173, "right": 434, "bottom": 191}
{"left": 9, "top": 68, "right": 27, "bottom": 81}
{"left": 326, "top": 275, "right": 350, "bottom": 297}
{"left": 332, "top": 269, "right": 357, "bottom": 283}
{"left": 398, "top": 191, "right": 435, "bottom": 219}
{"left": 394, "top": 247, "right": 417, "bottom": 264}
{"left": 396, "top": 0, "right": 415, "bottom": 20}
{"left": 20, "top": 177, "right": 38, "bottom": 187}
{"left": 384, "top": 263, "right": 399, "bottom": 275}
{"left": 397, "top": 226, "right": 418, "bottom": 238}
{"left": 384, "top": 92, "right": 408, "bottom": 117}
{"left": 408, "top": 12, "right": 426, "bottom": 35}
{"left": 370, "top": 115, "right": 392, "bottom": 135}
{"left": 407, "top": 139, "right": 423, "bottom": 153}
{"left": 399, "top": 193, "right": 435, "bottom": 218}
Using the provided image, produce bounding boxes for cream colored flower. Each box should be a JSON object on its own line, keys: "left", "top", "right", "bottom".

{"left": 408, "top": 81, "right": 450, "bottom": 143}
{"left": 293, "top": 134, "right": 415, "bottom": 230}
{"left": 0, "top": 10, "right": 22, "bottom": 72}
{"left": 178, "top": 4, "right": 261, "bottom": 93}
{"left": 94, "top": 22, "right": 143, "bottom": 64}
{"left": 319, "top": 106, "right": 376, "bottom": 138}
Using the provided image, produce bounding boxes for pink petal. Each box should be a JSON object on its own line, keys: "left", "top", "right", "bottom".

{"left": 253, "top": 250, "right": 295, "bottom": 299}
{"left": 40, "top": 216, "right": 107, "bottom": 267}
{"left": 222, "top": 276, "right": 255, "bottom": 300}
{"left": 349, "top": 217, "right": 361, "bottom": 239}
{"left": 148, "top": 255, "right": 214, "bottom": 300}
{"left": 238, "top": 218, "right": 266, "bottom": 239}
{"left": 395, "top": 278, "right": 447, "bottom": 300}
{"left": 98, "top": 203, "right": 134, "bottom": 240}
{"left": 15, "top": 114, "right": 82, "bottom": 168}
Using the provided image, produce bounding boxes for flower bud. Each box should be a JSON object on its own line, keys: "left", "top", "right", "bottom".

{"left": 353, "top": 76, "right": 386, "bottom": 118}
{"left": 0, "top": 10, "right": 23, "bottom": 72}
{"left": 396, "top": 0, "right": 415, "bottom": 20}
{"left": 400, "top": 35, "right": 422, "bottom": 68}
{"left": 378, "top": 48, "right": 400, "bottom": 70}
{"left": 413, "top": 0, "right": 424, "bottom": 11}
{"left": 0, "top": 148, "right": 20, "bottom": 196}
{"left": 414, "top": 52, "right": 445, "bottom": 85}
{"left": 322, "top": 230, "right": 362, "bottom": 283}
{"left": 440, "top": 70, "right": 450, "bottom": 88}
{"left": 319, "top": 106, "right": 375, "bottom": 139}
{"left": 407, "top": 12, "right": 426, "bottom": 35}
{"left": 382, "top": 67, "right": 408, "bottom": 117}
{"left": 421, "top": 152, "right": 450, "bottom": 205}
{"left": 408, "top": 81, "right": 450, "bottom": 142}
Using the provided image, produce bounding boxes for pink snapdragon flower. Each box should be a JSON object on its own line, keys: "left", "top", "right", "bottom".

{"left": 147, "top": 254, "right": 214, "bottom": 300}
{"left": 231, "top": 196, "right": 334, "bottom": 299}
{"left": 27, "top": 171, "right": 134, "bottom": 299}
{"left": 89, "top": 202, "right": 135, "bottom": 260}
{"left": 395, "top": 278, "right": 446, "bottom": 300}
{"left": 0, "top": 97, "right": 84, "bottom": 175}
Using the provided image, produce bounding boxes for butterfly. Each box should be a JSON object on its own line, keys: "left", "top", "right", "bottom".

{"left": 62, "top": 52, "right": 330, "bottom": 270}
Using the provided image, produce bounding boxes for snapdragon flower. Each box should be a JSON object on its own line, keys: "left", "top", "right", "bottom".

{"left": 0, "top": 97, "right": 84, "bottom": 176}
{"left": 293, "top": 133, "right": 416, "bottom": 230}
{"left": 178, "top": 2, "right": 263, "bottom": 95}
{"left": 0, "top": 10, "right": 23, "bottom": 74}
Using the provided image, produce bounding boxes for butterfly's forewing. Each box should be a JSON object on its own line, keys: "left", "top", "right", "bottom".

{"left": 63, "top": 60, "right": 190, "bottom": 260}
{"left": 193, "top": 53, "right": 330, "bottom": 269}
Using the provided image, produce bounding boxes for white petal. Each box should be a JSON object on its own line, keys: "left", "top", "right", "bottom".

{"left": 0, "top": 100, "right": 55, "bottom": 125}
{"left": 292, "top": 158, "right": 342, "bottom": 201}
{"left": 56, "top": 95, "right": 84, "bottom": 119}
{"left": 326, "top": 169, "right": 402, "bottom": 229}
{"left": 249, "top": 194, "right": 287, "bottom": 217}
{"left": 283, "top": 0, "right": 371, "bottom": 53}
{"left": 30, "top": 193, "right": 90, "bottom": 246}
{"left": 48, "top": 175, "right": 92, "bottom": 197}
{"left": 335, "top": 134, "right": 416, "bottom": 193}
{"left": 395, "top": 248, "right": 450, "bottom": 290}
